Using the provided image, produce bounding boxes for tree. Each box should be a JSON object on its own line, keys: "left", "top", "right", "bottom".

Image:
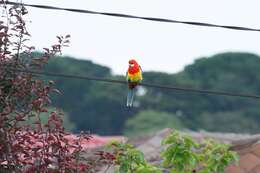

{"left": 139, "top": 53, "right": 260, "bottom": 133}
{"left": 43, "top": 57, "right": 127, "bottom": 135}
{"left": 199, "top": 111, "right": 260, "bottom": 133}
{"left": 42, "top": 52, "right": 260, "bottom": 134}
{"left": 0, "top": 2, "right": 112, "bottom": 172}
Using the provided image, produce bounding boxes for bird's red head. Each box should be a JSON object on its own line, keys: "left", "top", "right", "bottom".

{"left": 129, "top": 59, "right": 138, "bottom": 65}
{"left": 128, "top": 59, "right": 140, "bottom": 74}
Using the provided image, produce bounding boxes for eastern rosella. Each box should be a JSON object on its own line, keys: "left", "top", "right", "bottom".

{"left": 126, "top": 59, "right": 142, "bottom": 107}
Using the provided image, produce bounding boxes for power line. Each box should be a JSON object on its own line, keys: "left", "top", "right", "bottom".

{"left": 3, "top": 1, "right": 260, "bottom": 33}
{"left": 4, "top": 67, "right": 260, "bottom": 100}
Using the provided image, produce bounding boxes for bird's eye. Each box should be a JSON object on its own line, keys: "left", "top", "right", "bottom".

{"left": 129, "top": 64, "right": 134, "bottom": 67}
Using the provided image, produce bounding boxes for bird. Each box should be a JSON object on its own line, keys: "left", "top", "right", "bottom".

{"left": 126, "top": 59, "right": 142, "bottom": 107}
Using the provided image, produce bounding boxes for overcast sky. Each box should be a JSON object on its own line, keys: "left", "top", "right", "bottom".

{"left": 22, "top": 0, "right": 260, "bottom": 74}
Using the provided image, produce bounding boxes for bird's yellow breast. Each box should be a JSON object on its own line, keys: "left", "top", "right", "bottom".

{"left": 127, "top": 71, "right": 142, "bottom": 82}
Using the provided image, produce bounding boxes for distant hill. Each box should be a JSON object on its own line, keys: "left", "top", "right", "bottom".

{"left": 42, "top": 52, "right": 260, "bottom": 135}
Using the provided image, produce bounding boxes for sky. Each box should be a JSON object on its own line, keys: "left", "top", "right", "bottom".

{"left": 21, "top": 0, "right": 260, "bottom": 75}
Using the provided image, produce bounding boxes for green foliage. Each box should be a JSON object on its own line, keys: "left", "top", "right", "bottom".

{"left": 109, "top": 130, "right": 238, "bottom": 173}
{"left": 199, "top": 111, "right": 260, "bottom": 133}
{"left": 42, "top": 54, "right": 127, "bottom": 135}
{"left": 139, "top": 52, "right": 260, "bottom": 133}
{"left": 199, "top": 140, "right": 239, "bottom": 173}
{"left": 161, "top": 131, "right": 239, "bottom": 173}
{"left": 161, "top": 132, "right": 199, "bottom": 172}
{"left": 108, "top": 141, "right": 161, "bottom": 173}
{"left": 124, "top": 110, "right": 183, "bottom": 136}
{"left": 40, "top": 52, "right": 260, "bottom": 134}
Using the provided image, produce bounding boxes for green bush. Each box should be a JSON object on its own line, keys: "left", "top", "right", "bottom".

{"left": 109, "top": 130, "right": 239, "bottom": 173}
{"left": 124, "top": 110, "right": 183, "bottom": 136}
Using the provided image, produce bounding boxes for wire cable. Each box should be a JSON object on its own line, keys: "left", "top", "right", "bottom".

{"left": 4, "top": 67, "right": 260, "bottom": 100}
{"left": 2, "top": 1, "right": 260, "bottom": 33}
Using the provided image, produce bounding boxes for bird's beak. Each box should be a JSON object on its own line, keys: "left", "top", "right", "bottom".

{"left": 129, "top": 64, "right": 134, "bottom": 67}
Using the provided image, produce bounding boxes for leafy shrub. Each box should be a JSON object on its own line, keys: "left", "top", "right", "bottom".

{"left": 108, "top": 142, "right": 161, "bottom": 173}
{"left": 110, "top": 131, "right": 238, "bottom": 173}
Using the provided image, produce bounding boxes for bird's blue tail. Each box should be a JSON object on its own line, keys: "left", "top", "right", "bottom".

{"left": 127, "top": 88, "right": 135, "bottom": 107}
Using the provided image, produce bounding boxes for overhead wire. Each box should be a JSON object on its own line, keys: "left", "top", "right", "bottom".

{"left": 1, "top": 1, "right": 260, "bottom": 33}
{"left": 3, "top": 67, "right": 260, "bottom": 100}
{"left": 1, "top": 2, "right": 260, "bottom": 99}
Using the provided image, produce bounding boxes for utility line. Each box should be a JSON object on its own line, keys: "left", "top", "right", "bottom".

{"left": 2, "top": 1, "right": 260, "bottom": 33}
{"left": 4, "top": 67, "right": 260, "bottom": 100}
